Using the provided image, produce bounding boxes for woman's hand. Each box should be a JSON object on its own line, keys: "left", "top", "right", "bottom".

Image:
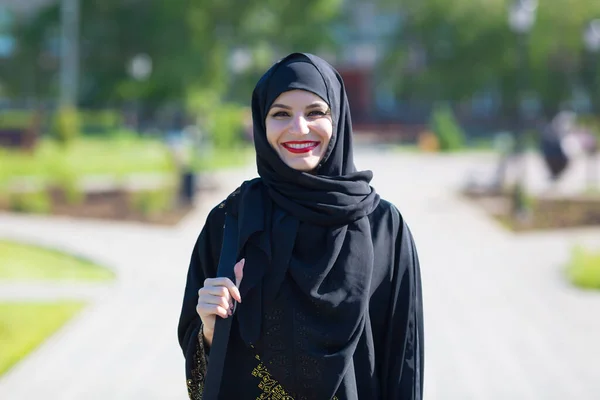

{"left": 196, "top": 258, "right": 245, "bottom": 347}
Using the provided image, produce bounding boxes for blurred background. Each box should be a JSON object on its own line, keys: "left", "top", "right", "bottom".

{"left": 0, "top": 0, "right": 599, "bottom": 399}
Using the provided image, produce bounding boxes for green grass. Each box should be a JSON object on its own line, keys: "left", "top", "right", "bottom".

{"left": 0, "top": 134, "right": 176, "bottom": 188}
{"left": 0, "top": 135, "right": 254, "bottom": 191}
{"left": 0, "top": 240, "right": 115, "bottom": 281}
{"left": 566, "top": 246, "right": 600, "bottom": 289}
{"left": 192, "top": 145, "right": 255, "bottom": 171}
{"left": 0, "top": 301, "right": 85, "bottom": 376}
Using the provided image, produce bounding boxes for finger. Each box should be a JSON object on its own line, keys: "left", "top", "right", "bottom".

{"left": 203, "top": 277, "right": 237, "bottom": 288}
{"left": 234, "top": 258, "right": 245, "bottom": 290}
{"left": 197, "top": 304, "right": 229, "bottom": 319}
{"left": 199, "top": 286, "right": 232, "bottom": 301}
{"left": 203, "top": 278, "right": 241, "bottom": 303}
{"left": 198, "top": 293, "right": 231, "bottom": 311}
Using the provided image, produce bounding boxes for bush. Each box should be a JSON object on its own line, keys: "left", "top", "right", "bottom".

{"left": 429, "top": 104, "right": 466, "bottom": 152}
{"left": 8, "top": 190, "right": 52, "bottom": 214}
{"left": 55, "top": 173, "right": 84, "bottom": 205}
{"left": 79, "top": 110, "right": 123, "bottom": 134}
{"left": 210, "top": 104, "right": 245, "bottom": 150}
{"left": 0, "top": 111, "right": 35, "bottom": 129}
{"left": 566, "top": 246, "right": 600, "bottom": 290}
{"left": 577, "top": 115, "right": 600, "bottom": 140}
{"left": 51, "top": 107, "right": 81, "bottom": 146}
{"left": 130, "top": 187, "right": 175, "bottom": 217}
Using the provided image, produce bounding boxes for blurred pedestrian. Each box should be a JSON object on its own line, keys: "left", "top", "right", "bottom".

{"left": 178, "top": 53, "right": 424, "bottom": 400}
{"left": 540, "top": 110, "right": 575, "bottom": 180}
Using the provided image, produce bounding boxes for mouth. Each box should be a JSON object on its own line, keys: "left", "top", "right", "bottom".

{"left": 281, "top": 141, "right": 320, "bottom": 154}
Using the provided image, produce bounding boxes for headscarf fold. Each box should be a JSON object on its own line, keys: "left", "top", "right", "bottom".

{"left": 235, "top": 53, "right": 380, "bottom": 399}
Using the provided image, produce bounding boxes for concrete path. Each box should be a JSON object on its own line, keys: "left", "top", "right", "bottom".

{"left": 0, "top": 150, "right": 599, "bottom": 399}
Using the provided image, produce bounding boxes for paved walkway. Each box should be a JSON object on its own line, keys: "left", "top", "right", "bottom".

{"left": 0, "top": 150, "right": 599, "bottom": 399}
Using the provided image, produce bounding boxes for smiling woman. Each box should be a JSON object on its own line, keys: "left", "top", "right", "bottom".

{"left": 178, "top": 53, "right": 424, "bottom": 400}
{"left": 266, "top": 90, "right": 333, "bottom": 172}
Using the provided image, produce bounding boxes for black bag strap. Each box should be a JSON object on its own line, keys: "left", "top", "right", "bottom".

{"left": 203, "top": 211, "right": 239, "bottom": 399}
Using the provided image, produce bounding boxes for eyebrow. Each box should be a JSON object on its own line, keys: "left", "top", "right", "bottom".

{"left": 270, "top": 102, "right": 327, "bottom": 110}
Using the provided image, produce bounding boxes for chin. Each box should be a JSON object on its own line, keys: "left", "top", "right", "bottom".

{"left": 285, "top": 158, "right": 319, "bottom": 172}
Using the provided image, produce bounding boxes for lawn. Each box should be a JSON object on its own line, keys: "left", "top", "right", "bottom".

{"left": 0, "top": 134, "right": 175, "bottom": 188}
{"left": 192, "top": 145, "right": 255, "bottom": 171}
{"left": 566, "top": 246, "right": 600, "bottom": 289}
{"left": 0, "top": 240, "right": 115, "bottom": 281}
{"left": 0, "top": 301, "right": 85, "bottom": 376}
{"left": 0, "top": 135, "right": 254, "bottom": 190}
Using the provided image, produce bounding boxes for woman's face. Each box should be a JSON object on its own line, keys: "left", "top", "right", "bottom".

{"left": 266, "top": 90, "right": 333, "bottom": 172}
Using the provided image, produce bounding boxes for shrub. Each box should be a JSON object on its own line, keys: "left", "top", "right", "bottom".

{"left": 0, "top": 111, "right": 35, "bottom": 129}
{"left": 56, "top": 173, "right": 84, "bottom": 205}
{"left": 8, "top": 190, "right": 52, "bottom": 214}
{"left": 130, "top": 187, "right": 175, "bottom": 217}
{"left": 79, "top": 110, "right": 123, "bottom": 134}
{"left": 51, "top": 107, "right": 81, "bottom": 147}
{"left": 566, "top": 246, "right": 600, "bottom": 290}
{"left": 210, "top": 104, "right": 245, "bottom": 150}
{"left": 429, "top": 104, "right": 466, "bottom": 152}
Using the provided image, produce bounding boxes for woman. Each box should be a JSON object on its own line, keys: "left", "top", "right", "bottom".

{"left": 178, "top": 53, "right": 424, "bottom": 399}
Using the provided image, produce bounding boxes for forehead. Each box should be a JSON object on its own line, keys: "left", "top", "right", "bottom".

{"left": 270, "top": 90, "right": 328, "bottom": 107}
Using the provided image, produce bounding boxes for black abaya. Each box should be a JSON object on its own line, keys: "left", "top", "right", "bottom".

{"left": 178, "top": 53, "right": 424, "bottom": 399}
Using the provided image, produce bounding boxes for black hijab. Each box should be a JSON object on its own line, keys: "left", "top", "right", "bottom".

{"left": 233, "top": 53, "right": 380, "bottom": 399}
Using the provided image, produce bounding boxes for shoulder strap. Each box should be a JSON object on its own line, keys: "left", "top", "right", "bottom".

{"left": 202, "top": 210, "right": 239, "bottom": 399}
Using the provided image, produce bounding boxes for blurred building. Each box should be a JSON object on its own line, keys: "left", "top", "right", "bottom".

{"left": 326, "top": 0, "right": 406, "bottom": 135}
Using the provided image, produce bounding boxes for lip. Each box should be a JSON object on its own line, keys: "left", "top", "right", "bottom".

{"left": 281, "top": 141, "right": 320, "bottom": 154}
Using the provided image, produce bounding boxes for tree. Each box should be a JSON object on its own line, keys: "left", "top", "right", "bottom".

{"left": 3, "top": 0, "right": 343, "bottom": 110}
{"left": 377, "top": 0, "right": 600, "bottom": 118}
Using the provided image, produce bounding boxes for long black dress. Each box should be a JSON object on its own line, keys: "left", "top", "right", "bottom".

{"left": 178, "top": 52, "right": 424, "bottom": 399}
{"left": 178, "top": 186, "right": 423, "bottom": 399}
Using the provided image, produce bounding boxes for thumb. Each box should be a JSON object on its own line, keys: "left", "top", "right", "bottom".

{"left": 234, "top": 258, "right": 245, "bottom": 289}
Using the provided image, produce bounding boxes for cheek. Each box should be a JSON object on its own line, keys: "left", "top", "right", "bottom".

{"left": 316, "top": 120, "right": 333, "bottom": 143}
{"left": 265, "top": 120, "right": 283, "bottom": 147}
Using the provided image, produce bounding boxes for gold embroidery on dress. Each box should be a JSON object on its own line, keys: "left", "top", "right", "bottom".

{"left": 251, "top": 355, "right": 338, "bottom": 400}
{"left": 187, "top": 325, "right": 208, "bottom": 400}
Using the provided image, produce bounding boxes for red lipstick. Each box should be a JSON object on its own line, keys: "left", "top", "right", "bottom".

{"left": 282, "top": 141, "right": 319, "bottom": 154}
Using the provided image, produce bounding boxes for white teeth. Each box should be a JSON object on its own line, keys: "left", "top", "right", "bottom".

{"left": 286, "top": 142, "right": 317, "bottom": 149}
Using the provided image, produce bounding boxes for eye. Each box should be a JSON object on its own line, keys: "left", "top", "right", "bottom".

{"left": 307, "top": 110, "right": 329, "bottom": 118}
{"left": 270, "top": 111, "right": 290, "bottom": 118}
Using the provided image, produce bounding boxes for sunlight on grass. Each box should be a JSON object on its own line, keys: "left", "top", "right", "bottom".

{"left": 193, "top": 145, "right": 255, "bottom": 171}
{"left": 0, "top": 137, "right": 254, "bottom": 190}
{"left": 0, "top": 301, "right": 85, "bottom": 376}
{"left": 566, "top": 246, "right": 600, "bottom": 290}
{"left": 0, "top": 240, "right": 115, "bottom": 281}
{"left": 0, "top": 135, "right": 174, "bottom": 183}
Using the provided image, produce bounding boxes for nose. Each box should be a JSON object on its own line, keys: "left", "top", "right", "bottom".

{"left": 289, "top": 114, "right": 310, "bottom": 135}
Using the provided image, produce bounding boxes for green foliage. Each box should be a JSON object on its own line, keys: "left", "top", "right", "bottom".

{"left": 577, "top": 115, "right": 600, "bottom": 140}
{"left": 381, "top": 0, "right": 600, "bottom": 115}
{"left": 429, "top": 104, "right": 466, "bottom": 151}
{"left": 51, "top": 108, "right": 81, "bottom": 147}
{"left": 191, "top": 145, "right": 254, "bottom": 172}
{"left": 566, "top": 246, "right": 600, "bottom": 290}
{"left": 130, "top": 187, "right": 175, "bottom": 217}
{"left": 7, "top": 190, "right": 52, "bottom": 214}
{"left": 4, "top": 0, "right": 342, "bottom": 107}
{"left": 78, "top": 110, "right": 123, "bottom": 134}
{"left": 210, "top": 104, "right": 245, "bottom": 150}
{"left": 56, "top": 173, "right": 83, "bottom": 205}
{"left": 45, "top": 156, "right": 84, "bottom": 205}
{"left": 0, "top": 111, "right": 35, "bottom": 129}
